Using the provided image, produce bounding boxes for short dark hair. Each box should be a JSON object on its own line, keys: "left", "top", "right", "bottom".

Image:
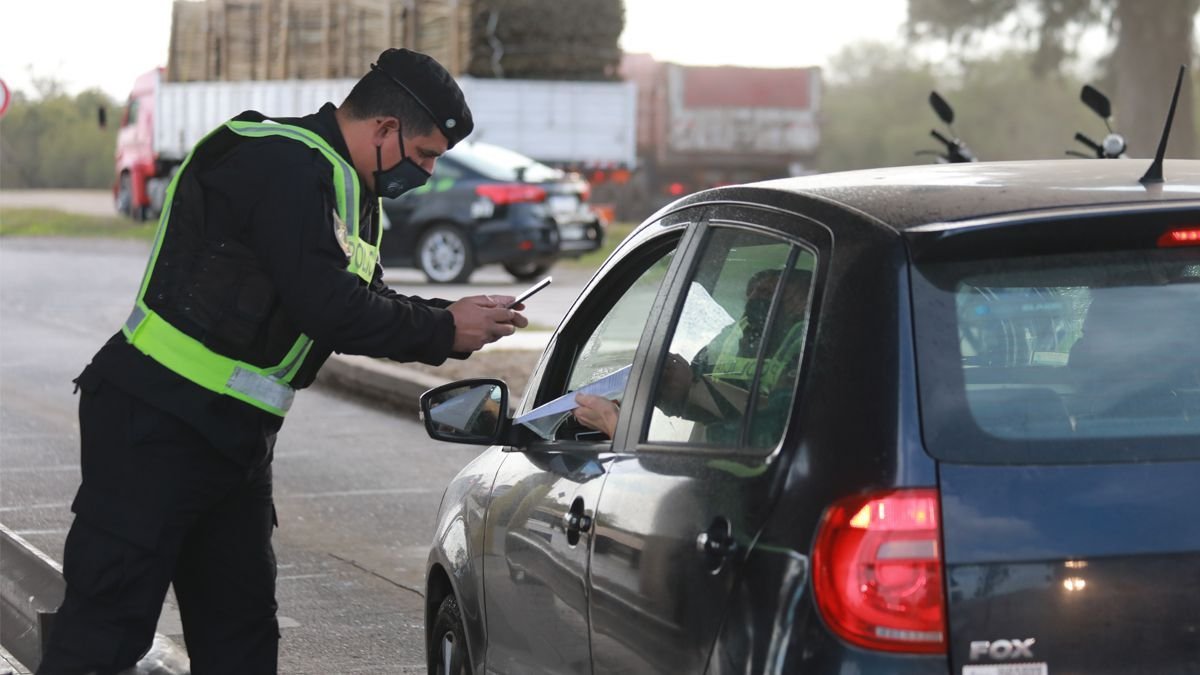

{"left": 341, "top": 70, "right": 436, "bottom": 138}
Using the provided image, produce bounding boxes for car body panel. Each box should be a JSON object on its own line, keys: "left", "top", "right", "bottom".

{"left": 940, "top": 462, "right": 1200, "bottom": 674}
{"left": 479, "top": 449, "right": 608, "bottom": 674}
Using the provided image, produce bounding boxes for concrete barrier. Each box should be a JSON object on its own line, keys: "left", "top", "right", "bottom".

{"left": 0, "top": 524, "right": 190, "bottom": 674}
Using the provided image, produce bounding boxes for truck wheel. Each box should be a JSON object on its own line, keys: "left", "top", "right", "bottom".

{"left": 429, "top": 595, "right": 472, "bottom": 675}
{"left": 115, "top": 173, "right": 133, "bottom": 217}
{"left": 502, "top": 262, "right": 552, "bottom": 282}
{"left": 418, "top": 224, "right": 474, "bottom": 284}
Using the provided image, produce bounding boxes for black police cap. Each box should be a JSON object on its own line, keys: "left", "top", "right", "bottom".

{"left": 371, "top": 48, "right": 474, "bottom": 148}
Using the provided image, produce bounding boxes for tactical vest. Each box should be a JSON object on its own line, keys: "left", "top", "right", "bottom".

{"left": 122, "top": 116, "right": 381, "bottom": 417}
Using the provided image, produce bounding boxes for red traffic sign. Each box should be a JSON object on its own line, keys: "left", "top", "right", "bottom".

{"left": 0, "top": 79, "right": 10, "bottom": 119}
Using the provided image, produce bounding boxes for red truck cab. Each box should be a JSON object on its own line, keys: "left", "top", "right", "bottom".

{"left": 113, "top": 68, "right": 161, "bottom": 220}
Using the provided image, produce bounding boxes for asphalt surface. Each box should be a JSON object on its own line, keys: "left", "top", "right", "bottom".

{"left": 0, "top": 233, "right": 587, "bottom": 672}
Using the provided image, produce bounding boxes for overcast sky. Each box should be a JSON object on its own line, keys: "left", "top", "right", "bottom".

{"left": 1, "top": 0, "right": 914, "bottom": 100}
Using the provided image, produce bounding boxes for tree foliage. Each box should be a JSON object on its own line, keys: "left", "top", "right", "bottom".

{"left": 818, "top": 44, "right": 1104, "bottom": 172}
{"left": 906, "top": 0, "right": 1199, "bottom": 158}
{"left": 0, "top": 80, "right": 119, "bottom": 189}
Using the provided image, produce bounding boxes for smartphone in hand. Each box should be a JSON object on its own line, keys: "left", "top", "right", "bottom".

{"left": 507, "top": 276, "right": 552, "bottom": 309}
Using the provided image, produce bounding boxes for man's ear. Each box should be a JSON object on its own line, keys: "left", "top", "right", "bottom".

{"left": 372, "top": 117, "right": 400, "bottom": 145}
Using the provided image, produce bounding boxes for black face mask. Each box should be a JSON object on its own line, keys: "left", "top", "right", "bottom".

{"left": 374, "top": 126, "right": 430, "bottom": 199}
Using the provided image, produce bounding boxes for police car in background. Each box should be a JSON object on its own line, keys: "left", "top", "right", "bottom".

{"left": 379, "top": 141, "right": 604, "bottom": 283}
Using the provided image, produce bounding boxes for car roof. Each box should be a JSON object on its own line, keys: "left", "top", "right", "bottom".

{"left": 698, "top": 159, "right": 1200, "bottom": 232}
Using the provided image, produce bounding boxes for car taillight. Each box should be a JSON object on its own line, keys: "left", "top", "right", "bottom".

{"left": 475, "top": 183, "right": 546, "bottom": 205}
{"left": 1158, "top": 227, "right": 1200, "bottom": 247}
{"left": 813, "top": 488, "right": 946, "bottom": 654}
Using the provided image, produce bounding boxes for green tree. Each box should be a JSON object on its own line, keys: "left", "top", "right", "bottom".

{"left": 907, "top": 0, "right": 1199, "bottom": 158}
{"left": 0, "top": 79, "right": 118, "bottom": 189}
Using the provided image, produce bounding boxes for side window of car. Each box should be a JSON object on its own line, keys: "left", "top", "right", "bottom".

{"left": 646, "top": 227, "right": 816, "bottom": 450}
{"left": 567, "top": 247, "right": 676, "bottom": 391}
{"left": 519, "top": 236, "right": 679, "bottom": 442}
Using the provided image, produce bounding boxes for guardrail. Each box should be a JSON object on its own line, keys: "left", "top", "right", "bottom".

{"left": 0, "top": 523, "right": 190, "bottom": 674}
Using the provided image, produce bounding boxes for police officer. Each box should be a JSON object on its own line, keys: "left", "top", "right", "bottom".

{"left": 38, "top": 49, "right": 527, "bottom": 674}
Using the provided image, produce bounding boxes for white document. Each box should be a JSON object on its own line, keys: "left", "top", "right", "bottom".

{"left": 515, "top": 365, "right": 632, "bottom": 438}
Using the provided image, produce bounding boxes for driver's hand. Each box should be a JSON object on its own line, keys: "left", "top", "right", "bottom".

{"left": 573, "top": 393, "right": 619, "bottom": 438}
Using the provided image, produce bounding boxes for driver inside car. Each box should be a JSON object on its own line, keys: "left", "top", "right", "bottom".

{"left": 573, "top": 269, "right": 811, "bottom": 441}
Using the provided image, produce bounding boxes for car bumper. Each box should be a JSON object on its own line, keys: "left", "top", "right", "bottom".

{"left": 473, "top": 215, "right": 560, "bottom": 266}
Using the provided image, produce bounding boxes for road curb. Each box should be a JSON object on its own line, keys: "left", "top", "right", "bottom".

{"left": 0, "top": 524, "right": 190, "bottom": 674}
{"left": 317, "top": 354, "right": 452, "bottom": 414}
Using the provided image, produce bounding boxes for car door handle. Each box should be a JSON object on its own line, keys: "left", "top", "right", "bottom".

{"left": 564, "top": 496, "right": 591, "bottom": 545}
{"left": 565, "top": 513, "right": 593, "bottom": 534}
{"left": 696, "top": 516, "right": 737, "bottom": 571}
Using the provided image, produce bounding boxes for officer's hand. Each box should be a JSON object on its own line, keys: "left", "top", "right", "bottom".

{"left": 447, "top": 295, "right": 528, "bottom": 352}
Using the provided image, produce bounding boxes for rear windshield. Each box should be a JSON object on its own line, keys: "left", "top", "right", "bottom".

{"left": 913, "top": 246, "right": 1200, "bottom": 463}
{"left": 446, "top": 142, "right": 563, "bottom": 183}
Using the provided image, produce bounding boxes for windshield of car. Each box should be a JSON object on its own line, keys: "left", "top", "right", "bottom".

{"left": 913, "top": 247, "right": 1200, "bottom": 463}
{"left": 446, "top": 142, "right": 564, "bottom": 183}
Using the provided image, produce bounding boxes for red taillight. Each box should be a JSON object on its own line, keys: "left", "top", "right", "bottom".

{"left": 813, "top": 488, "right": 946, "bottom": 654}
{"left": 1158, "top": 227, "right": 1200, "bottom": 247}
{"left": 667, "top": 182, "right": 686, "bottom": 196}
{"left": 475, "top": 183, "right": 547, "bottom": 205}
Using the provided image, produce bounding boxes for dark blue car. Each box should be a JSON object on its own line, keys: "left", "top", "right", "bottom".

{"left": 380, "top": 141, "right": 604, "bottom": 283}
{"left": 419, "top": 158, "right": 1200, "bottom": 674}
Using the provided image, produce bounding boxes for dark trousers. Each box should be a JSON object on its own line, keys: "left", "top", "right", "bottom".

{"left": 38, "top": 376, "right": 279, "bottom": 675}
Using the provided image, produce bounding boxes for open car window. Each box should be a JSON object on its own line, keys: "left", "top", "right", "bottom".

{"left": 516, "top": 239, "right": 678, "bottom": 441}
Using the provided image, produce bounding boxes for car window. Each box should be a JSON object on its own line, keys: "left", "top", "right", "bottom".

{"left": 431, "top": 156, "right": 465, "bottom": 181}
{"left": 446, "top": 142, "right": 563, "bottom": 183}
{"left": 567, "top": 249, "right": 676, "bottom": 392}
{"left": 646, "top": 227, "right": 816, "bottom": 450}
{"left": 914, "top": 247, "right": 1200, "bottom": 463}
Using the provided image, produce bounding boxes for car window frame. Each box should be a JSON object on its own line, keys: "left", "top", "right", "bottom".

{"left": 621, "top": 203, "right": 833, "bottom": 460}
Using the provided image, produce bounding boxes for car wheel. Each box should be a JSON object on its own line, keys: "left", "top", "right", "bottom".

{"left": 502, "top": 261, "right": 552, "bottom": 282}
{"left": 116, "top": 173, "right": 133, "bottom": 217}
{"left": 418, "top": 224, "right": 474, "bottom": 284}
{"left": 430, "top": 595, "right": 471, "bottom": 675}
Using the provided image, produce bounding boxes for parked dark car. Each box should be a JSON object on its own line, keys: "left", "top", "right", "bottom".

{"left": 380, "top": 141, "right": 604, "bottom": 283}
{"left": 419, "top": 158, "right": 1200, "bottom": 674}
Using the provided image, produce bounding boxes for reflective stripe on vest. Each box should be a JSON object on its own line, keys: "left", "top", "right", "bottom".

{"left": 122, "top": 119, "right": 373, "bottom": 417}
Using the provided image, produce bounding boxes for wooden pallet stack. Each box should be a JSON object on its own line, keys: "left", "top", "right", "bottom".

{"left": 167, "top": 0, "right": 466, "bottom": 81}
{"left": 166, "top": 0, "right": 621, "bottom": 82}
{"left": 467, "top": 0, "right": 624, "bottom": 80}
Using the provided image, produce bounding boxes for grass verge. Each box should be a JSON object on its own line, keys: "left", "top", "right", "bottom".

{"left": 560, "top": 221, "right": 636, "bottom": 269}
{"left": 0, "top": 209, "right": 155, "bottom": 240}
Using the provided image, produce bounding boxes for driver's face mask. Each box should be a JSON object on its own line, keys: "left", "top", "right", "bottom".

{"left": 374, "top": 122, "right": 431, "bottom": 199}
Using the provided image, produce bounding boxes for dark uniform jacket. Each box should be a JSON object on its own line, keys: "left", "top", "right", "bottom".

{"left": 81, "top": 102, "right": 458, "bottom": 465}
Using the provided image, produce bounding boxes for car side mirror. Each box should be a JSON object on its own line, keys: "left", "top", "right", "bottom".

{"left": 420, "top": 379, "right": 510, "bottom": 445}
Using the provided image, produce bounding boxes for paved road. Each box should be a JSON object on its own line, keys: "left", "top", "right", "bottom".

{"left": 0, "top": 235, "right": 588, "bottom": 672}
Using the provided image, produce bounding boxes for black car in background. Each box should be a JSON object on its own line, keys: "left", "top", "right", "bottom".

{"left": 419, "top": 158, "right": 1200, "bottom": 674}
{"left": 380, "top": 141, "right": 604, "bottom": 283}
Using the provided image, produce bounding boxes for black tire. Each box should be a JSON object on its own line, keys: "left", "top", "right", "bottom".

{"left": 502, "top": 261, "right": 553, "bottom": 282}
{"left": 418, "top": 224, "right": 474, "bottom": 284}
{"left": 429, "top": 595, "right": 472, "bottom": 675}
{"left": 115, "top": 173, "right": 133, "bottom": 217}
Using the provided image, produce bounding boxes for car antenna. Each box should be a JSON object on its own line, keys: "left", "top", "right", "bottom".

{"left": 1140, "top": 64, "right": 1187, "bottom": 185}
